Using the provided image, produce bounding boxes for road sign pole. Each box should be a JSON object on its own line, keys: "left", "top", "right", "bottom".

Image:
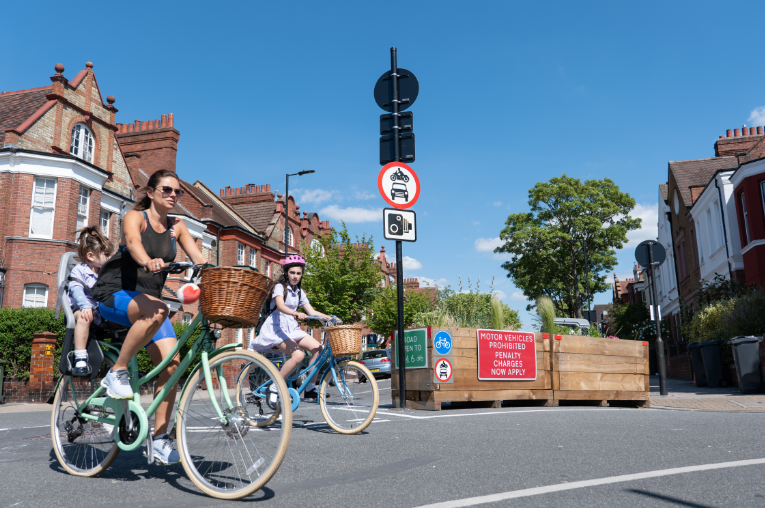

{"left": 649, "top": 246, "right": 668, "bottom": 396}
{"left": 390, "top": 47, "right": 408, "bottom": 408}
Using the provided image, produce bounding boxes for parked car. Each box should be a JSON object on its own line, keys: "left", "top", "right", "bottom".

{"left": 359, "top": 349, "right": 392, "bottom": 379}
{"left": 552, "top": 318, "right": 591, "bottom": 334}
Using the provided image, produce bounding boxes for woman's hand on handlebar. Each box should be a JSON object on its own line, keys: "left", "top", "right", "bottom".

{"left": 144, "top": 258, "right": 168, "bottom": 273}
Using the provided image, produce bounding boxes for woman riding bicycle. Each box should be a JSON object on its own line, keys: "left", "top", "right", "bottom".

{"left": 250, "top": 255, "right": 332, "bottom": 401}
{"left": 91, "top": 169, "right": 207, "bottom": 465}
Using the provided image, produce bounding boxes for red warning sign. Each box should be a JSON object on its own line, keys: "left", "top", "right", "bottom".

{"left": 476, "top": 329, "right": 537, "bottom": 381}
{"left": 434, "top": 357, "right": 453, "bottom": 383}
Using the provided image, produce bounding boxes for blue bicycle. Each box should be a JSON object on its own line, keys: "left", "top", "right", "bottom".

{"left": 235, "top": 316, "right": 379, "bottom": 434}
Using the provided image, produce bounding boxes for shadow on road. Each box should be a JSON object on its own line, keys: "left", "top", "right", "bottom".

{"left": 628, "top": 488, "right": 716, "bottom": 507}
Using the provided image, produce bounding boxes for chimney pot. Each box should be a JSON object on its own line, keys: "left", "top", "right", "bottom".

{"left": 240, "top": 187, "right": 245, "bottom": 194}
{"left": 735, "top": 128, "right": 741, "bottom": 137}
{"left": 161, "top": 114, "right": 167, "bottom": 128}
{"left": 127, "top": 123, "right": 134, "bottom": 132}
{"left": 168, "top": 113, "right": 174, "bottom": 127}
{"left": 148, "top": 120, "right": 155, "bottom": 129}
{"left": 141, "top": 121, "right": 148, "bottom": 131}
{"left": 155, "top": 119, "right": 160, "bottom": 128}
{"left": 744, "top": 126, "right": 750, "bottom": 136}
{"left": 719, "top": 135, "right": 724, "bottom": 139}
{"left": 758, "top": 126, "right": 763, "bottom": 135}
{"left": 727, "top": 129, "right": 733, "bottom": 137}
{"left": 266, "top": 184, "right": 271, "bottom": 192}
{"left": 220, "top": 189, "right": 224, "bottom": 197}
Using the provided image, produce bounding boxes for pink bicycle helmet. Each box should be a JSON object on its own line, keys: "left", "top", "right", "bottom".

{"left": 282, "top": 254, "right": 306, "bottom": 266}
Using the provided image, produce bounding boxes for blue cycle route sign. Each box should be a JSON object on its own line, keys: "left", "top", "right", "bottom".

{"left": 433, "top": 330, "right": 453, "bottom": 356}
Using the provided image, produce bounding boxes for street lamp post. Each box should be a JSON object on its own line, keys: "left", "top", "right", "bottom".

{"left": 284, "top": 170, "right": 315, "bottom": 254}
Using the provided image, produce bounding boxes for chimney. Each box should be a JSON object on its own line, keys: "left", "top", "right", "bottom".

{"left": 116, "top": 113, "right": 180, "bottom": 177}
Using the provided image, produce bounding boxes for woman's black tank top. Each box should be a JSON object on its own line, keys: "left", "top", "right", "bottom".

{"left": 92, "top": 211, "right": 177, "bottom": 301}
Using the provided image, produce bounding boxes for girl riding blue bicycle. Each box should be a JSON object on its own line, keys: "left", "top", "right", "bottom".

{"left": 249, "top": 255, "right": 332, "bottom": 401}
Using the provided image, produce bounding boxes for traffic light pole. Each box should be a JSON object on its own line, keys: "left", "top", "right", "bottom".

{"left": 390, "top": 47, "right": 407, "bottom": 409}
{"left": 648, "top": 246, "right": 668, "bottom": 396}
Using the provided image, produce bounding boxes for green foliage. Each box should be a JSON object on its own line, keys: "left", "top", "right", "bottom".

{"left": 722, "top": 292, "right": 765, "bottom": 338}
{"left": 301, "top": 223, "right": 383, "bottom": 324}
{"left": 685, "top": 300, "right": 737, "bottom": 365}
{"left": 366, "top": 284, "right": 436, "bottom": 335}
{"left": 489, "top": 297, "right": 505, "bottom": 330}
{"left": 0, "top": 308, "right": 66, "bottom": 379}
{"left": 495, "top": 175, "right": 641, "bottom": 318}
{"left": 420, "top": 277, "right": 522, "bottom": 330}
{"left": 610, "top": 302, "right": 655, "bottom": 341}
{"left": 535, "top": 296, "right": 560, "bottom": 334}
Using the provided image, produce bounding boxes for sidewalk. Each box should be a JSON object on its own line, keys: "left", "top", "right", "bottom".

{"left": 650, "top": 377, "right": 765, "bottom": 412}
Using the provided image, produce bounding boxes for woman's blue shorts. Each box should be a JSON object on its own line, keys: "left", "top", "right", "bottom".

{"left": 99, "top": 290, "right": 176, "bottom": 348}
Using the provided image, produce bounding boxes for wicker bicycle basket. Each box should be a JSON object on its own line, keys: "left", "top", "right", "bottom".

{"left": 198, "top": 267, "right": 273, "bottom": 329}
{"left": 325, "top": 324, "right": 364, "bottom": 355}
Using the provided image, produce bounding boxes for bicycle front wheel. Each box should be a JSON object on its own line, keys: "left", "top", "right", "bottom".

{"left": 235, "top": 360, "right": 280, "bottom": 427}
{"left": 51, "top": 355, "right": 120, "bottom": 477}
{"left": 319, "top": 360, "right": 379, "bottom": 434}
{"left": 177, "top": 351, "right": 291, "bottom": 500}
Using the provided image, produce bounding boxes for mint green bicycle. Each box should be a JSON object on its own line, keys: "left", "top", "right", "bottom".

{"left": 50, "top": 258, "right": 291, "bottom": 500}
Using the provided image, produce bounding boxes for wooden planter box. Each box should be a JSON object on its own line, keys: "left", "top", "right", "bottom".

{"left": 551, "top": 335, "right": 650, "bottom": 407}
{"left": 389, "top": 328, "right": 651, "bottom": 410}
{"left": 391, "top": 327, "right": 553, "bottom": 410}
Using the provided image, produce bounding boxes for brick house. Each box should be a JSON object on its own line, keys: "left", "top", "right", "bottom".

{"left": 0, "top": 62, "right": 135, "bottom": 309}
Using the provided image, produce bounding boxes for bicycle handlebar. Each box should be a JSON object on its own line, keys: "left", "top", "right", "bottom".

{"left": 302, "top": 315, "right": 343, "bottom": 326}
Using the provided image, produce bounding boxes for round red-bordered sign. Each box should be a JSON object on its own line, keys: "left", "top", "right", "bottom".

{"left": 434, "top": 357, "right": 453, "bottom": 383}
{"left": 378, "top": 162, "right": 420, "bottom": 209}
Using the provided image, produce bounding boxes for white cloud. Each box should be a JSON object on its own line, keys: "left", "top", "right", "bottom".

{"left": 418, "top": 277, "right": 449, "bottom": 289}
{"left": 492, "top": 289, "right": 508, "bottom": 300}
{"left": 493, "top": 201, "right": 502, "bottom": 206}
{"left": 402, "top": 256, "right": 422, "bottom": 270}
{"left": 295, "top": 188, "right": 336, "bottom": 204}
{"left": 624, "top": 203, "right": 659, "bottom": 246}
{"left": 475, "top": 237, "right": 503, "bottom": 252}
{"left": 472, "top": 221, "right": 480, "bottom": 226}
{"left": 510, "top": 291, "right": 527, "bottom": 301}
{"left": 319, "top": 205, "right": 383, "bottom": 223}
{"left": 748, "top": 107, "right": 765, "bottom": 127}
{"left": 353, "top": 190, "right": 375, "bottom": 200}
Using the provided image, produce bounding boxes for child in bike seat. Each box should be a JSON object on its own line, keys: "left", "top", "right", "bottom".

{"left": 250, "top": 255, "right": 332, "bottom": 401}
{"left": 68, "top": 226, "right": 113, "bottom": 375}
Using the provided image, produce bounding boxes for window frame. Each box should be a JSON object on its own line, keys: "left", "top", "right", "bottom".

{"left": 76, "top": 186, "right": 91, "bottom": 233}
{"left": 249, "top": 248, "right": 256, "bottom": 268}
{"left": 70, "top": 123, "right": 95, "bottom": 163}
{"left": 100, "top": 210, "right": 111, "bottom": 237}
{"left": 237, "top": 243, "right": 245, "bottom": 265}
{"left": 742, "top": 193, "right": 751, "bottom": 244}
{"left": 23, "top": 283, "right": 48, "bottom": 308}
{"left": 287, "top": 226, "right": 294, "bottom": 247}
{"left": 29, "top": 177, "right": 58, "bottom": 239}
{"left": 182, "top": 312, "right": 193, "bottom": 325}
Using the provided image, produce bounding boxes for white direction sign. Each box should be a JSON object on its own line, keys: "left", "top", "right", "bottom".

{"left": 377, "top": 162, "right": 420, "bottom": 209}
{"left": 383, "top": 208, "right": 416, "bottom": 242}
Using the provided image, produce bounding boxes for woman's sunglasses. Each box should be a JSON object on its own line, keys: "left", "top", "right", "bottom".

{"left": 156, "top": 186, "right": 184, "bottom": 198}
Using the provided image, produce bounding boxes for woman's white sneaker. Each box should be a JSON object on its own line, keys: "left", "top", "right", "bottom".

{"left": 100, "top": 369, "right": 133, "bottom": 399}
{"left": 152, "top": 434, "right": 181, "bottom": 465}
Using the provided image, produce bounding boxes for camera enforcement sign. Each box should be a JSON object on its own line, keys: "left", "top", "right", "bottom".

{"left": 378, "top": 161, "right": 420, "bottom": 209}
{"left": 383, "top": 208, "right": 416, "bottom": 242}
{"left": 476, "top": 329, "right": 537, "bottom": 381}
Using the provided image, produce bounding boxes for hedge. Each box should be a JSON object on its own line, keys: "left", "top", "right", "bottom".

{"left": 0, "top": 307, "right": 66, "bottom": 380}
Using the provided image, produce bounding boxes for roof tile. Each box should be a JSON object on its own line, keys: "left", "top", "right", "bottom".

{"left": 0, "top": 86, "right": 52, "bottom": 146}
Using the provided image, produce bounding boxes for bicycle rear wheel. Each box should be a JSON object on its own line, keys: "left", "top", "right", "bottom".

{"left": 51, "top": 356, "right": 120, "bottom": 476}
{"left": 177, "top": 351, "right": 291, "bottom": 500}
{"left": 319, "top": 360, "right": 379, "bottom": 434}
{"left": 235, "top": 360, "right": 280, "bottom": 427}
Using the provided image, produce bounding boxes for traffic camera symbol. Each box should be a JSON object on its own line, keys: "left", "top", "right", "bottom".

{"left": 387, "top": 212, "right": 412, "bottom": 236}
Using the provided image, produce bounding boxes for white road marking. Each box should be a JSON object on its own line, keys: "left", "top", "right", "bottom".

{"left": 416, "top": 458, "right": 765, "bottom": 508}
{"left": 0, "top": 425, "right": 51, "bottom": 432}
{"left": 375, "top": 408, "right": 634, "bottom": 420}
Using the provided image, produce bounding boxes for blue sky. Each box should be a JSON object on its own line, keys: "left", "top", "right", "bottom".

{"left": 4, "top": 1, "right": 765, "bottom": 327}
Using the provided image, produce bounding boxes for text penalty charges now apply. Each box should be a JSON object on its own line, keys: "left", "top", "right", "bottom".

{"left": 476, "top": 329, "right": 537, "bottom": 381}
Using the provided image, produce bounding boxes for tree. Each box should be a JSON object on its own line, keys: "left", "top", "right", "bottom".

{"left": 496, "top": 175, "right": 641, "bottom": 318}
{"left": 300, "top": 223, "right": 382, "bottom": 324}
{"left": 366, "top": 285, "right": 436, "bottom": 336}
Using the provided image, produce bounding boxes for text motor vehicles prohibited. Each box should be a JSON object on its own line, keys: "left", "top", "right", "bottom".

{"left": 383, "top": 208, "right": 416, "bottom": 242}
{"left": 434, "top": 357, "right": 453, "bottom": 383}
{"left": 378, "top": 162, "right": 420, "bottom": 209}
{"left": 476, "top": 329, "right": 537, "bottom": 381}
{"left": 433, "top": 330, "right": 453, "bottom": 356}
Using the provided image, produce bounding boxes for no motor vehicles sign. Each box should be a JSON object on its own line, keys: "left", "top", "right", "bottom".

{"left": 476, "top": 329, "right": 537, "bottom": 381}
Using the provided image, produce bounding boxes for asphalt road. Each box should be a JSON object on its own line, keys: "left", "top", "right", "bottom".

{"left": 3, "top": 378, "right": 765, "bottom": 508}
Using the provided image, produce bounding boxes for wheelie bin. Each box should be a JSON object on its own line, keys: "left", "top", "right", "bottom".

{"left": 688, "top": 343, "right": 707, "bottom": 387}
{"left": 699, "top": 340, "right": 727, "bottom": 388}
{"left": 729, "top": 336, "right": 764, "bottom": 394}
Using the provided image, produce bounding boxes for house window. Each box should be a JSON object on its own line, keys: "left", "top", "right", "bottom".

{"left": 100, "top": 210, "right": 110, "bottom": 237}
{"left": 690, "top": 229, "right": 700, "bottom": 269}
{"left": 287, "top": 227, "right": 294, "bottom": 247}
{"left": 742, "top": 193, "right": 751, "bottom": 244}
{"left": 267, "top": 262, "right": 272, "bottom": 278}
{"left": 236, "top": 329, "right": 243, "bottom": 344}
{"left": 70, "top": 123, "right": 94, "bottom": 163}
{"left": 76, "top": 187, "right": 90, "bottom": 233}
{"left": 182, "top": 312, "right": 193, "bottom": 325}
{"left": 713, "top": 201, "right": 725, "bottom": 250}
{"left": 705, "top": 208, "right": 716, "bottom": 253}
{"left": 311, "top": 238, "right": 324, "bottom": 257}
{"left": 29, "top": 177, "right": 57, "bottom": 238}
{"left": 23, "top": 284, "right": 48, "bottom": 308}
{"left": 248, "top": 328, "right": 255, "bottom": 344}
{"left": 237, "top": 243, "right": 245, "bottom": 265}
{"left": 249, "top": 248, "right": 256, "bottom": 268}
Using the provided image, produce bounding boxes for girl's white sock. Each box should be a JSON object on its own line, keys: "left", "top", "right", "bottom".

{"left": 74, "top": 349, "right": 88, "bottom": 368}
{"left": 304, "top": 381, "right": 316, "bottom": 392}
{"left": 269, "top": 383, "right": 279, "bottom": 393}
